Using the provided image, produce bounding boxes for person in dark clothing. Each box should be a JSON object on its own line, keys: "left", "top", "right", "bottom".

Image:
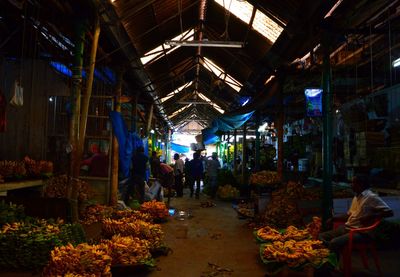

{"left": 173, "top": 153, "right": 184, "bottom": 197}
{"left": 191, "top": 151, "right": 204, "bottom": 199}
{"left": 127, "top": 146, "right": 149, "bottom": 204}
{"left": 150, "top": 150, "right": 161, "bottom": 178}
{"left": 184, "top": 158, "right": 194, "bottom": 197}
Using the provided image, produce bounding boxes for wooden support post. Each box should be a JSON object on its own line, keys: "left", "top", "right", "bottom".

{"left": 146, "top": 104, "right": 154, "bottom": 136}
{"left": 110, "top": 69, "right": 123, "bottom": 205}
{"left": 72, "top": 17, "right": 100, "bottom": 221}
{"left": 69, "top": 21, "right": 86, "bottom": 222}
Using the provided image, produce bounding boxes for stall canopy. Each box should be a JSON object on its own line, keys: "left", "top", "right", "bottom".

{"left": 202, "top": 111, "right": 255, "bottom": 145}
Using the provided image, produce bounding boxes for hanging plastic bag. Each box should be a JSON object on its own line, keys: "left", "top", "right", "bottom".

{"left": 10, "top": 80, "right": 23, "bottom": 107}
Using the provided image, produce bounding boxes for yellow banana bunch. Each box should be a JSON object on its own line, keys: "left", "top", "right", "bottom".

{"left": 282, "top": 226, "right": 310, "bottom": 241}
{"left": 112, "top": 209, "right": 153, "bottom": 223}
{"left": 103, "top": 235, "right": 151, "bottom": 266}
{"left": 102, "top": 219, "right": 164, "bottom": 249}
{"left": 43, "top": 243, "right": 112, "bottom": 277}
{"left": 140, "top": 200, "right": 169, "bottom": 220}
{"left": 262, "top": 239, "right": 330, "bottom": 268}
{"left": 257, "top": 226, "right": 283, "bottom": 241}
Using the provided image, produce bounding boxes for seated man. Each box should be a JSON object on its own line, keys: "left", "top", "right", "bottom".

{"left": 319, "top": 174, "right": 393, "bottom": 254}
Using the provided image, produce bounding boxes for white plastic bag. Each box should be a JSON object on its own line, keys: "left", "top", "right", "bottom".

{"left": 10, "top": 80, "right": 23, "bottom": 107}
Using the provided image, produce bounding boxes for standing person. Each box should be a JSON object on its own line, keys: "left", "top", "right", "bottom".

{"left": 191, "top": 151, "right": 204, "bottom": 199}
{"left": 159, "top": 162, "right": 174, "bottom": 206}
{"left": 173, "top": 153, "right": 184, "bottom": 197}
{"left": 128, "top": 146, "right": 149, "bottom": 204}
{"left": 150, "top": 150, "right": 161, "bottom": 178}
{"left": 206, "top": 152, "right": 221, "bottom": 199}
{"left": 318, "top": 174, "right": 393, "bottom": 255}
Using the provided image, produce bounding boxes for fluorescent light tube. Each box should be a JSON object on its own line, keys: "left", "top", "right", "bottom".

{"left": 165, "top": 40, "right": 244, "bottom": 48}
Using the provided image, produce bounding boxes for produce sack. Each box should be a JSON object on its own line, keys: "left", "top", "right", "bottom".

{"left": 10, "top": 80, "right": 23, "bottom": 107}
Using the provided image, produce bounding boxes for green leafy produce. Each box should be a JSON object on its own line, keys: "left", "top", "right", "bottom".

{"left": 0, "top": 200, "right": 26, "bottom": 226}
{"left": 0, "top": 219, "right": 87, "bottom": 270}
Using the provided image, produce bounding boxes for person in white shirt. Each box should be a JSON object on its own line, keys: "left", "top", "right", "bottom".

{"left": 173, "top": 153, "right": 185, "bottom": 197}
{"left": 319, "top": 174, "right": 393, "bottom": 253}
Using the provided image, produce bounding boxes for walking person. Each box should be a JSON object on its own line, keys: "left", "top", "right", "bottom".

{"left": 191, "top": 151, "right": 204, "bottom": 199}
{"left": 173, "top": 153, "right": 184, "bottom": 197}
{"left": 127, "top": 146, "right": 149, "bottom": 204}
{"left": 206, "top": 152, "right": 221, "bottom": 198}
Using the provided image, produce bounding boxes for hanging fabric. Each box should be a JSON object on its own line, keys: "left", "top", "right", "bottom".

{"left": 0, "top": 87, "right": 6, "bottom": 132}
{"left": 9, "top": 80, "right": 24, "bottom": 106}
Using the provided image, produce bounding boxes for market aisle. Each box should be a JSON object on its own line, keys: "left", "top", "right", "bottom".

{"left": 147, "top": 193, "right": 266, "bottom": 277}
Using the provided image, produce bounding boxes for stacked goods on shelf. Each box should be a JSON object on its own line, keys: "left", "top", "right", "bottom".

{"left": 0, "top": 160, "right": 26, "bottom": 179}
{"left": 140, "top": 200, "right": 169, "bottom": 221}
{"left": 0, "top": 157, "right": 53, "bottom": 181}
{"left": 217, "top": 184, "right": 240, "bottom": 200}
{"left": 250, "top": 171, "right": 279, "bottom": 187}
{"left": 255, "top": 223, "right": 335, "bottom": 274}
{"left": 263, "top": 181, "right": 304, "bottom": 228}
{"left": 0, "top": 219, "right": 86, "bottom": 270}
{"left": 43, "top": 174, "right": 92, "bottom": 202}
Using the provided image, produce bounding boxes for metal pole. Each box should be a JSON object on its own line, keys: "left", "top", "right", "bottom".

{"left": 242, "top": 122, "right": 247, "bottom": 180}
{"left": 233, "top": 129, "right": 237, "bottom": 174}
{"left": 255, "top": 112, "right": 261, "bottom": 172}
{"left": 277, "top": 86, "right": 284, "bottom": 182}
{"left": 322, "top": 34, "right": 334, "bottom": 227}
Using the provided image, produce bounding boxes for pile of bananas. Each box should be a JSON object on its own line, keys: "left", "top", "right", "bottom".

{"left": 103, "top": 235, "right": 151, "bottom": 266}
{"left": 140, "top": 200, "right": 169, "bottom": 220}
{"left": 80, "top": 204, "right": 114, "bottom": 225}
{"left": 102, "top": 219, "right": 164, "bottom": 249}
{"left": 256, "top": 225, "right": 310, "bottom": 242}
{"left": 282, "top": 226, "right": 310, "bottom": 241}
{"left": 0, "top": 160, "right": 26, "bottom": 179}
{"left": 43, "top": 175, "right": 92, "bottom": 202}
{"left": 306, "top": 217, "right": 322, "bottom": 240}
{"left": 263, "top": 182, "right": 305, "bottom": 228}
{"left": 112, "top": 209, "right": 153, "bottom": 223}
{"left": 43, "top": 243, "right": 112, "bottom": 276}
{"left": 256, "top": 226, "right": 283, "bottom": 241}
{"left": 217, "top": 184, "right": 240, "bottom": 199}
{"left": 250, "top": 171, "right": 279, "bottom": 186}
{"left": 262, "top": 239, "right": 330, "bottom": 268}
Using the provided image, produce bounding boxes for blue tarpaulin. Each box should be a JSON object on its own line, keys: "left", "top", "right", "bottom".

{"left": 110, "top": 111, "right": 143, "bottom": 178}
{"left": 171, "top": 142, "right": 190, "bottom": 153}
{"left": 202, "top": 111, "right": 255, "bottom": 145}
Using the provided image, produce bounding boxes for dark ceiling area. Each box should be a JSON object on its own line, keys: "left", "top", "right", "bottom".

{"left": 1, "top": 0, "right": 400, "bottom": 132}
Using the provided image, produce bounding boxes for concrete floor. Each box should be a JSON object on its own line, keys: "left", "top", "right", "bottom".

{"left": 1, "top": 189, "right": 399, "bottom": 277}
